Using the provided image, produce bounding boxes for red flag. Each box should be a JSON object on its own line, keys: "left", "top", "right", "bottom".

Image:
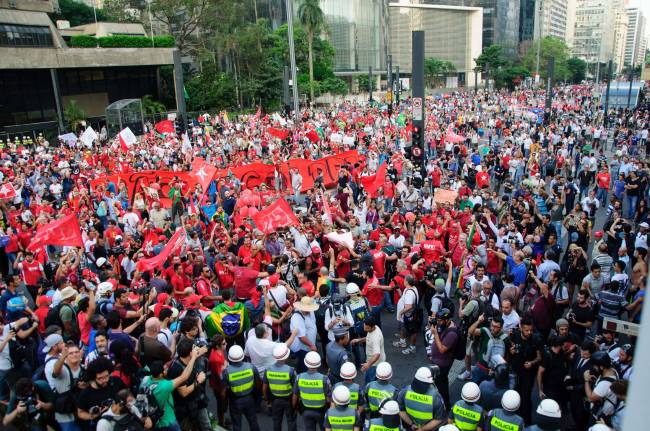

{"left": 249, "top": 107, "right": 261, "bottom": 128}
{"left": 118, "top": 127, "right": 137, "bottom": 152}
{"left": 155, "top": 120, "right": 175, "bottom": 134}
{"left": 191, "top": 157, "right": 217, "bottom": 193}
{"left": 320, "top": 190, "right": 332, "bottom": 224}
{"left": 0, "top": 182, "right": 17, "bottom": 199}
{"left": 136, "top": 228, "right": 187, "bottom": 272}
{"left": 252, "top": 198, "right": 300, "bottom": 234}
{"left": 360, "top": 163, "right": 387, "bottom": 198}
{"left": 306, "top": 130, "right": 320, "bottom": 143}
{"left": 268, "top": 127, "right": 290, "bottom": 140}
{"left": 28, "top": 213, "right": 83, "bottom": 251}
{"left": 445, "top": 124, "right": 465, "bottom": 144}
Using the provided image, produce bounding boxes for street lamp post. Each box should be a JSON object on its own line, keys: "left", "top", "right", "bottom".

{"left": 627, "top": 62, "right": 635, "bottom": 110}
{"left": 285, "top": 0, "right": 300, "bottom": 122}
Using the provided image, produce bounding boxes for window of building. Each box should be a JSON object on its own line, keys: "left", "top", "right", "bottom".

{"left": 0, "top": 24, "right": 54, "bottom": 47}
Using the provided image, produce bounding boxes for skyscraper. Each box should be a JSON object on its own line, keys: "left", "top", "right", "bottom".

{"left": 624, "top": 7, "right": 647, "bottom": 67}
{"left": 533, "top": 0, "right": 570, "bottom": 41}
{"left": 572, "top": 0, "right": 618, "bottom": 64}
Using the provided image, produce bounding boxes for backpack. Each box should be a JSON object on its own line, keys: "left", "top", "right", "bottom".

{"left": 99, "top": 413, "right": 145, "bottom": 431}
{"left": 314, "top": 297, "right": 331, "bottom": 335}
{"left": 137, "top": 380, "right": 164, "bottom": 427}
{"left": 44, "top": 302, "right": 74, "bottom": 329}
{"left": 439, "top": 294, "right": 456, "bottom": 317}
{"left": 403, "top": 288, "right": 423, "bottom": 332}
{"left": 348, "top": 297, "right": 370, "bottom": 335}
{"left": 483, "top": 329, "right": 508, "bottom": 368}
{"left": 445, "top": 326, "right": 466, "bottom": 361}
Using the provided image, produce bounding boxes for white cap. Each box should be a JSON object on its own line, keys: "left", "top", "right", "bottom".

{"left": 96, "top": 257, "right": 107, "bottom": 268}
{"left": 332, "top": 385, "right": 350, "bottom": 406}
{"left": 376, "top": 362, "right": 393, "bottom": 380}
{"left": 536, "top": 399, "right": 561, "bottom": 418}
{"left": 340, "top": 362, "right": 357, "bottom": 379}
{"left": 588, "top": 425, "right": 611, "bottom": 431}
{"left": 438, "top": 425, "right": 460, "bottom": 431}
{"left": 414, "top": 367, "right": 434, "bottom": 384}
{"left": 501, "top": 390, "right": 520, "bottom": 411}
{"left": 273, "top": 344, "right": 290, "bottom": 361}
{"left": 345, "top": 282, "right": 360, "bottom": 295}
{"left": 228, "top": 345, "right": 245, "bottom": 363}
{"left": 97, "top": 281, "right": 113, "bottom": 296}
{"left": 304, "top": 351, "right": 321, "bottom": 368}
{"left": 461, "top": 382, "right": 481, "bottom": 403}
{"left": 379, "top": 400, "right": 400, "bottom": 415}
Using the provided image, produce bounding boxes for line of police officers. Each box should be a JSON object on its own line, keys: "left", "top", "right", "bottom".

{"left": 218, "top": 336, "right": 548, "bottom": 431}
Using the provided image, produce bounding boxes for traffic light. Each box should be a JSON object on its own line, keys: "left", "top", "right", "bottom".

{"left": 411, "top": 126, "right": 423, "bottom": 161}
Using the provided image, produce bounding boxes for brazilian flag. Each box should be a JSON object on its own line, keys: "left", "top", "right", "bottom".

{"left": 205, "top": 302, "right": 250, "bottom": 338}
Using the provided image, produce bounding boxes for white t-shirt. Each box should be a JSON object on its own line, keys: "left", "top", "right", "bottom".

{"left": 267, "top": 286, "right": 288, "bottom": 309}
{"left": 502, "top": 310, "right": 521, "bottom": 333}
{"left": 45, "top": 355, "right": 81, "bottom": 423}
{"left": 593, "top": 375, "right": 618, "bottom": 416}
{"left": 96, "top": 410, "right": 125, "bottom": 431}
{"left": 245, "top": 334, "right": 281, "bottom": 373}
{"left": 157, "top": 328, "right": 173, "bottom": 349}
{"left": 396, "top": 288, "right": 418, "bottom": 323}
{"left": 365, "top": 326, "right": 386, "bottom": 363}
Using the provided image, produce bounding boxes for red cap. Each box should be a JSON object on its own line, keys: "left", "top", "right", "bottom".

{"left": 595, "top": 231, "right": 603, "bottom": 238}
{"left": 311, "top": 245, "right": 321, "bottom": 254}
{"left": 268, "top": 273, "right": 280, "bottom": 286}
{"left": 38, "top": 295, "right": 51, "bottom": 306}
{"left": 157, "top": 293, "right": 170, "bottom": 304}
{"left": 426, "top": 230, "right": 436, "bottom": 239}
{"left": 82, "top": 269, "right": 95, "bottom": 279}
{"left": 242, "top": 256, "right": 251, "bottom": 265}
{"left": 184, "top": 294, "right": 202, "bottom": 307}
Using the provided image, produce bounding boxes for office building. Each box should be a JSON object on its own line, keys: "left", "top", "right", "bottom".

{"left": 519, "top": 0, "right": 536, "bottom": 43}
{"left": 572, "top": 0, "right": 618, "bottom": 64}
{"left": 613, "top": 8, "right": 628, "bottom": 72}
{"left": 388, "top": 2, "right": 483, "bottom": 86}
{"left": 624, "top": 7, "right": 647, "bottom": 67}
{"left": 0, "top": 0, "right": 179, "bottom": 137}
{"left": 533, "top": 0, "right": 570, "bottom": 41}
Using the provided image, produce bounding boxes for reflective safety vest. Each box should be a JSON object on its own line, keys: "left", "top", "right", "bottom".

{"left": 365, "top": 381, "right": 397, "bottom": 412}
{"left": 451, "top": 400, "right": 482, "bottom": 431}
{"left": 367, "top": 418, "right": 400, "bottom": 431}
{"left": 297, "top": 371, "right": 327, "bottom": 409}
{"left": 265, "top": 363, "right": 293, "bottom": 398}
{"left": 335, "top": 381, "right": 361, "bottom": 409}
{"left": 403, "top": 386, "right": 436, "bottom": 425}
{"left": 326, "top": 406, "right": 356, "bottom": 431}
{"left": 487, "top": 409, "right": 525, "bottom": 431}
{"left": 225, "top": 362, "right": 255, "bottom": 397}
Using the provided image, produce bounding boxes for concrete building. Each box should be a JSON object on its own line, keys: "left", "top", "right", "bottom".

{"left": 624, "top": 7, "right": 647, "bottom": 67}
{"left": 58, "top": 22, "right": 147, "bottom": 39}
{"left": 613, "top": 7, "right": 628, "bottom": 72}
{"left": 533, "top": 0, "right": 570, "bottom": 41}
{"left": 0, "top": 0, "right": 179, "bottom": 137}
{"left": 388, "top": 2, "right": 483, "bottom": 87}
{"left": 519, "top": 0, "right": 536, "bottom": 43}
{"left": 572, "top": 0, "right": 618, "bottom": 64}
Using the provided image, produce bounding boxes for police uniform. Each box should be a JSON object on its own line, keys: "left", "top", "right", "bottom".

{"left": 264, "top": 362, "right": 297, "bottom": 431}
{"left": 486, "top": 408, "right": 525, "bottom": 431}
{"left": 364, "top": 380, "right": 397, "bottom": 417}
{"left": 363, "top": 417, "right": 402, "bottom": 431}
{"left": 223, "top": 361, "right": 261, "bottom": 431}
{"left": 334, "top": 380, "right": 364, "bottom": 410}
{"left": 323, "top": 405, "right": 360, "bottom": 430}
{"left": 397, "top": 385, "right": 446, "bottom": 428}
{"left": 326, "top": 336, "right": 350, "bottom": 385}
{"left": 451, "top": 399, "right": 483, "bottom": 431}
{"left": 294, "top": 370, "right": 330, "bottom": 430}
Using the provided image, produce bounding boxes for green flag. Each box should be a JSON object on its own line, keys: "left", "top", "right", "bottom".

{"left": 183, "top": 86, "right": 189, "bottom": 101}
{"left": 397, "top": 113, "right": 406, "bottom": 126}
{"left": 466, "top": 223, "right": 476, "bottom": 250}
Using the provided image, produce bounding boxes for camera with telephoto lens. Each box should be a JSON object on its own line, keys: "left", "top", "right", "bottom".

{"left": 17, "top": 395, "right": 39, "bottom": 420}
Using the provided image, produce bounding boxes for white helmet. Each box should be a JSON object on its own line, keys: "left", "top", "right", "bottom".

{"left": 438, "top": 425, "right": 460, "bottom": 431}
{"left": 340, "top": 362, "right": 357, "bottom": 380}
{"left": 588, "top": 425, "right": 611, "bottom": 431}
{"left": 461, "top": 382, "right": 481, "bottom": 403}
{"left": 414, "top": 367, "right": 433, "bottom": 384}
{"left": 536, "top": 399, "right": 561, "bottom": 418}
{"left": 228, "top": 345, "right": 245, "bottom": 362}
{"left": 379, "top": 400, "right": 400, "bottom": 415}
{"left": 376, "top": 362, "right": 393, "bottom": 380}
{"left": 501, "top": 390, "right": 521, "bottom": 412}
{"left": 332, "top": 385, "right": 350, "bottom": 406}
{"left": 273, "top": 344, "right": 290, "bottom": 361}
{"left": 346, "top": 282, "right": 360, "bottom": 295}
{"left": 304, "top": 351, "right": 322, "bottom": 368}
{"left": 97, "top": 281, "right": 113, "bottom": 296}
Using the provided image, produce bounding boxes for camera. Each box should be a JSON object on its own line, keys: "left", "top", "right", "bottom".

{"left": 194, "top": 338, "right": 209, "bottom": 349}
{"left": 460, "top": 293, "right": 470, "bottom": 302}
{"left": 566, "top": 312, "right": 576, "bottom": 321}
{"left": 17, "top": 395, "right": 38, "bottom": 418}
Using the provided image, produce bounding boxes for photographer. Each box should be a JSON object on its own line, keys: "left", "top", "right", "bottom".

{"left": 76, "top": 356, "right": 125, "bottom": 430}
{"left": 324, "top": 293, "right": 354, "bottom": 343}
{"left": 3, "top": 377, "right": 53, "bottom": 431}
{"left": 166, "top": 338, "right": 211, "bottom": 430}
{"left": 584, "top": 351, "right": 619, "bottom": 425}
{"left": 97, "top": 388, "right": 153, "bottom": 431}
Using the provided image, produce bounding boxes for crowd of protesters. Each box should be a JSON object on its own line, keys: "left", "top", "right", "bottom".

{"left": 0, "top": 84, "right": 646, "bottom": 431}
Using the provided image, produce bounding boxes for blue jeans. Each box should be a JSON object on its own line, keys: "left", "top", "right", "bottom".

{"left": 383, "top": 291, "right": 395, "bottom": 312}
{"left": 59, "top": 422, "right": 82, "bottom": 431}
{"left": 470, "top": 365, "right": 490, "bottom": 385}
{"left": 371, "top": 304, "right": 383, "bottom": 328}
{"left": 596, "top": 187, "right": 608, "bottom": 207}
{"left": 365, "top": 365, "right": 377, "bottom": 384}
{"left": 626, "top": 195, "right": 638, "bottom": 218}
{"left": 155, "top": 422, "right": 182, "bottom": 431}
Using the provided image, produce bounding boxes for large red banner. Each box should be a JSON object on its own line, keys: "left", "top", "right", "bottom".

{"left": 252, "top": 198, "right": 300, "bottom": 233}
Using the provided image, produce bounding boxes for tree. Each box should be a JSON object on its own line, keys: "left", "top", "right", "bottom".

{"left": 474, "top": 45, "right": 507, "bottom": 70}
{"left": 522, "top": 36, "right": 570, "bottom": 82}
{"left": 357, "top": 74, "right": 376, "bottom": 93}
{"left": 150, "top": 0, "right": 210, "bottom": 59}
{"left": 424, "top": 58, "right": 456, "bottom": 88}
{"left": 50, "top": 0, "right": 108, "bottom": 27}
{"left": 63, "top": 100, "right": 86, "bottom": 132}
{"left": 493, "top": 64, "right": 530, "bottom": 89}
{"left": 567, "top": 57, "right": 587, "bottom": 84}
{"left": 298, "top": 0, "right": 325, "bottom": 101}
{"left": 141, "top": 95, "right": 166, "bottom": 114}
{"left": 102, "top": 0, "right": 141, "bottom": 23}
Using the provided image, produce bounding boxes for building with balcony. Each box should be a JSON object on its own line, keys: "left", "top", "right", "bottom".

{"left": 624, "top": 7, "right": 647, "bottom": 67}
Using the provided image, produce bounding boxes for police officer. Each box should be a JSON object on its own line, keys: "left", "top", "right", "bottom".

{"left": 524, "top": 399, "right": 562, "bottom": 431}
{"left": 326, "top": 325, "right": 351, "bottom": 384}
{"left": 334, "top": 362, "right": 364, "bottom": 413}
{"left": 364, "top": 361, "right": 397, "bottom": 418}
{"left": 223, "top": 345, "right": 261, "bottom": 431}
{"left": 364, "top": 399, "right": 402, "bottom": 431}
{"left": 398, "top": 367, "right": 447, "bottom": 430}
{"left": 324, "top": 385, "right": 362, "bottom": 431}
{"left": 485, "top": 390, "right": 525, "bottom": 431}
{"left": 450, "top": 382, "right": 484, "bottom": 431}
{"left": 263, "top": 344, "right": 297, "bottom": 431}
{"left": 293, "top": 351, "right": 331, "bottom": 431}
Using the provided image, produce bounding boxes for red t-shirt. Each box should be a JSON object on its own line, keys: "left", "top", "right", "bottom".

{"left": 20, "top": 260, "right": 43, "bottom": 285}
{"left": 214, "top": 262, "right": 234, "bottom": 290}
{"left": 476, "top": 171, "right": 490, "bottom": 189}
{"left": 35, "top": 306, "right": 49, "bottom": 334}
{"left": 596, "top": 172, "right": 610, "bottom": 190}
{"left": 420, "top": 239, "right": 445, "bottom": 265}
{"left": 371, "top": 249, "right": 387, "bottom": 279}
{"left": 362, "top": 276, "right": 383, "bottom": 307}
{"left": 232, "top": 266, "right": 259, "bottom": 298}
{"left": 336, "top": 249, "right": 351, "bottom": 278}
{"left": 196, "top": 277, "right": 215, "bottom": 308}
{"left": 170, "top": 274, "right": 186, "bottom": 300}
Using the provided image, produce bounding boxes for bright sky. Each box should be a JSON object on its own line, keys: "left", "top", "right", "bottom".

{"left": 628, "top": 0, "right": 650, "bottom": 39}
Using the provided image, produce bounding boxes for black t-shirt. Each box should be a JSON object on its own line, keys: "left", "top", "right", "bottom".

{"left": 569, "top": 302, "right": 595, "bottom": 340}
{"left": 166, "top": 359, "right": 203, "bottom": 410}
{"left": 626, "top": 177, "right": 640, "bottom": 196}
{"left": 509, "top": 330, "right": 543, "bottom": 373}
{"left": 77, "top": 377, "right": 125, "bottom": 417}
{"left": 542, "top": 349, "right": 568, "bottom": 389}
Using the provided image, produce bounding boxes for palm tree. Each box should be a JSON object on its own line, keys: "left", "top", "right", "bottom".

{"left": 298, "top": 0, "right": 324, "bottom": 101}
{"left": 63, "top": 100, "right": 85, "bottom": 132}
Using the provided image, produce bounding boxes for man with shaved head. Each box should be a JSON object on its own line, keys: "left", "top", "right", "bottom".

{"left": 136, "top": 317, "right": 172, "bottom": 366}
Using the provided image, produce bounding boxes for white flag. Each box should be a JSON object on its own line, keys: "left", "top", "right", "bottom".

{"left": 118, "top": 127, "right": 137, "bottom": 150}
{"left": 80, "top": 127, "right": 98, "bottom": 147}
{"left": 326, "top": 231, "right": 354, "bottom": 250}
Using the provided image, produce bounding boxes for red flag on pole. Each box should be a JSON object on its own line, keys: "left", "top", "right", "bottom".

{"left": 359, "top": 163, "right": 387, "bottom": 198}
{"left": 445, "top": 124, "right": 465, "bottom": 143}
{"left": 136, "top": 228, "right": 187, "bottom": 272}
{"left": 251, "top": 198, "right": 300, "bottom": 234}
{"left": 155, "top": 120, "right": 175, "bottom": 134}
{"left": 28, "top": 213, "right": 83, "bottom": 251}
{"left": 268, "top": 127, "right": 290, "bottom": 140}
{"left": 118, "top": 127, "right": 137, "bottom": 152}
{"left": 0, "top": 182, "right": 17, "bottom": 199}
{"left": 191, "top": 157, "right": 217, "bottom": 193}
{"left": 306, "top": 130, "right": 320, "bottom": 143}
